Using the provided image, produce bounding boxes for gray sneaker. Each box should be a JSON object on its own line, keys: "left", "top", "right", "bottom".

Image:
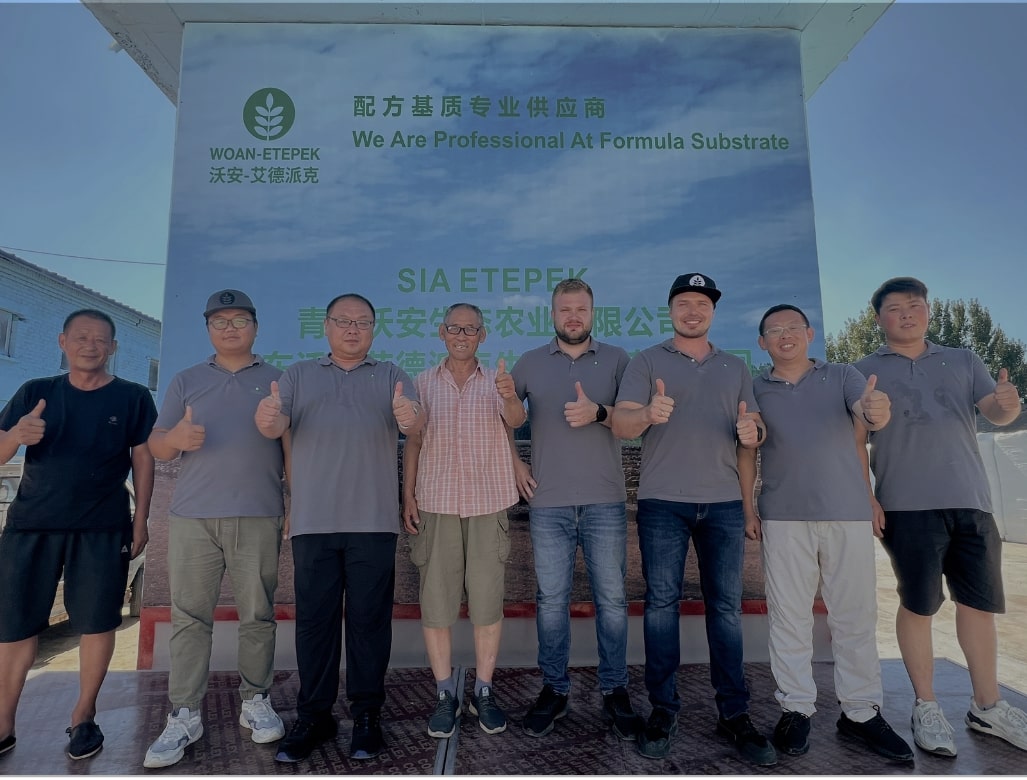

{"left": 469, "top": 686, "right": 507, "bottom": 734}
{"left": 143, "top": 708, "right": 203, "bottom": 768}
{"left": 427, "top": 690, "right": 461, "bottom": 738}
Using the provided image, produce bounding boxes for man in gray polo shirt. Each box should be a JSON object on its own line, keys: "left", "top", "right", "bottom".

{"left": 509, "top": 278, "right": 642, "bottom": 741}
{"left": 143, "top": 289, "right": 286, "bottom": 769}
{"left": 613, "top": 273, "right": 774, "bottom": 764}
{"left": 856, "top": 276, "right": 1027, "bottom": 757}
{"left": 255, "top": 292, "right": 425, "bottom": 764}
{"left": 748, "top": 303, "right": 911, "bottom": 763}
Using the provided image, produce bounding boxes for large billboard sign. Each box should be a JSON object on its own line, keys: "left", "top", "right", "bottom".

{"left": 161, "top": 23, "right": 822, "bottom": 394}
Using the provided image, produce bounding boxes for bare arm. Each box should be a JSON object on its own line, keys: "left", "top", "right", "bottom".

{"left": 978, "top": 368, "right": 1021, "bottom": 426}
{"left": 130, "top": 441, "right": 155, "bottom": 559}
{"left": 853, "top": 419, "right": 885, "bottom": 538}
{"left": 402, "top": 429, "right": 423, "bottom": 534}
{"left": 738, "top": 445, "right": 761, "bottom": 541}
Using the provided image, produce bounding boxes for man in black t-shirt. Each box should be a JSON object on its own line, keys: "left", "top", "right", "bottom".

{"left": 0, "top": 309, "right": 157, "bottom": 762}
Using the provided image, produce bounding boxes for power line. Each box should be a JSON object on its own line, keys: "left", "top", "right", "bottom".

{"left": 0, "top": 245, "right": 166, "bottom": 267}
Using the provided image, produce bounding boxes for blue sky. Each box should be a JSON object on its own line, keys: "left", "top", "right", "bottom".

{"left": 1, "top": 1, "right": 1025, "bottom": 353}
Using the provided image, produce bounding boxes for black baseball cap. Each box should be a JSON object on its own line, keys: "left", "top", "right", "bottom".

{"left": 668, "top": 273, "right": 721, "bottom": 305}
{"left": 204, "top": 289, "right": 256, "bottom": 318}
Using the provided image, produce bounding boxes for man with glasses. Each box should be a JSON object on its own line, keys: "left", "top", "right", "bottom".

{"left": 402, "top": 303, "right": 523, "bottom": 739}
{"left": 143, "top": 289, "right": 287, "bottom": 769}
{"left": 0, "top": 309, "right": 156, "bottom": 761}
{"left": 613, "top": 273, "right": 775, "bottom": 764}
{"left": 509, "top": 278, "right": 643, "bottom": 741}
{"left": 255, "top": 293, "right": 424, "bottom": 763}
{"left": 745, "top": 304, "right": 912, "bottom": 762}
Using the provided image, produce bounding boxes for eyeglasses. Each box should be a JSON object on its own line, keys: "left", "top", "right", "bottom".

{"left": 326, "top": 316, "right": 374, "bottom": 331}
{"left": 443, "top": 324, "right": 482, "bottom": 336}
{"left": 209, "top": 317, "right": 254, "bottom": 330}
{"left": 762, "top": 324, "right": 808, "bottom": 339}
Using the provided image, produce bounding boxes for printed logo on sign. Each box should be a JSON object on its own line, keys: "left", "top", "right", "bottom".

{"left": 244, "top": 88, "right": 296, "bottom": 141}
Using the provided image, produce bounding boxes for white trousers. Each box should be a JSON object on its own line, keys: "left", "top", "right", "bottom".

{"left": 762, "top": 520, "right": 882, "bottom": 722}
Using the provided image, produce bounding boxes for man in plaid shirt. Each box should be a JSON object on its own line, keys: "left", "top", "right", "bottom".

{"left": 402, "top": 303, "right": 525, "bottom": 739}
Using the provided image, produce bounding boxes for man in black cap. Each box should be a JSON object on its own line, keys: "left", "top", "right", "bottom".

{"left": 614, "top": 273, "right": 775, "bottom": 765}
{"left": 143, "top": 290, "right": 287, "bottom": 768}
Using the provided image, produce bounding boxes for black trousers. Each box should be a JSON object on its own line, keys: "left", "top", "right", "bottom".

{"left": 291, "top": 532, "right": 397, "bottom": 720}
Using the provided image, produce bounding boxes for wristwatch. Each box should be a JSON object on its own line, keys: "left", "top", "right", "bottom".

{"left": 594, "top": 403, "right": 608, "bottom": 423}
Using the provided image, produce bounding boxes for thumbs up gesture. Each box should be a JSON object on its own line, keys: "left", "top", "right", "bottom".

{"left": 169, "top": 405, "right": 206, "bottom": 452}
{"left": 392, "top": 381, "right": 420, "bottom": 430}
{"left": 736, "top": 401, "right": 761, "bottom": 447}
{"left": 994, "top": 367, "right": 1021, "bottom": 413}
{"left": 495, "top": 358, "right": 516, "bottom": 400}
{"left": 858, "top": 374, "right": 891, "bottom": 426}
{"left": 255, "top": 380, "right": 283, "bottom": 429}
{"left": 14, "top": 399, "right": 46, "bottom": 446}
{"left": 645, "top": 379, "right": 675, "bottom": 425}
{"left": 564, "top": 380, "right": 601, "bottom": 428}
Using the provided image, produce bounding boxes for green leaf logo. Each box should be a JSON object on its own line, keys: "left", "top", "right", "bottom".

{"left": 243, "top": 88, "right": 296, "bottom": 141}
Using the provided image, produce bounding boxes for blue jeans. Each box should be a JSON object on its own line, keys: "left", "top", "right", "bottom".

{"left": 530, "top": 502, "right": 629, "bottom": 694}
{"left": 637, "top": 498, "right": 749, "bottom": 718}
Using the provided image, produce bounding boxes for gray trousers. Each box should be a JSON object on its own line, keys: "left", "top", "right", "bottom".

{"left": 167, "top": 515, "right": 283, "bottom": 711}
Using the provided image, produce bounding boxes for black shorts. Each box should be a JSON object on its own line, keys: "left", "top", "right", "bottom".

{"left": 0, "top": 527, "right": 131, "bottom": 642}
{"left": 881, "top": 508, "right": 1004, "bottom": 616}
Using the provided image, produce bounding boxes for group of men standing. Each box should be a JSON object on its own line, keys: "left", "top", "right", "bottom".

{"left": 0, "top": 273, "right": 1024, "bottom": 769}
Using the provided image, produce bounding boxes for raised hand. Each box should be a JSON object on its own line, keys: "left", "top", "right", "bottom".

{"left": 859, "top": 374, "right": 891, "bottom": 426}
{"left": 564, "top": 381, "right": 601, "bottom": 428}
{"left": 645, "top": 378, "right": 674, "bottom": 425}
{"left": 495, "top": 358, "right": 516, "bottom": 400}
{"left": 736, "top": 401, "right": 760, "bottom": 447}
{"left": 14, "top": 399, "right": 46, "bottom": 446}
{"left": 170, "top": 405, "right": 206, "bottom": 452}
{"left": 994, "top": 367, "right": 1021, "bottom": 413}
{"left": 392, "top": 381, "right": 419, "bottom": 429}
{"left": 255, "top": 380, "right": 283, "bottom": 429}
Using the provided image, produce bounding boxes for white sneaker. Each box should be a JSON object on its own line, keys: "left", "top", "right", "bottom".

{"left": 911, "top": 698, "right": 957, "bottom": 756}
{"left": 240, "top": 693, "right": 286, "bottom": 743}
{"left": 966, "top": 698, "right": 1027, "bottom": 751}
{"left": 143, "top": 707, "right": 203, "bottom": 768}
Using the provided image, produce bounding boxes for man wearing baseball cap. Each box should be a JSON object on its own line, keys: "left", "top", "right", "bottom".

{"left": 614, "top": 273, "right": 776, "bottom": 765}
{"left": 144, "top": 289, "right": 287, "bottom": 769}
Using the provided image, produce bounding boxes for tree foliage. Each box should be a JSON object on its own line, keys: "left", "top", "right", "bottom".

{"left": 826, "top": 298, "right": 1027, "bottom": 392}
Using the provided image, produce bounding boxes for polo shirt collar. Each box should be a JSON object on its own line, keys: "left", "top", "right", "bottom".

{"left": 874, "top": 340, "right": 943, "bottom": 360}
{"left": 760, "top": 357, "right": 824, "bottom": 384}
{"left": 206, "top": 353, "right": 265, "bottom": 371}
{"left": 548, "top": 336, "right": 601, "bottom": 357}
{"left": 659, "top": 338, "right": 722, "bottom": 364}
{"left": 318, "top": 354, "right": 378, "bottom": 369}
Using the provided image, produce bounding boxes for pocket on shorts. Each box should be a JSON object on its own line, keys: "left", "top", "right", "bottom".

{"left": 497, "top": 512, "right": 511, "bottom": 564}
{"left": 409, "top": 515, "right": 430, "bottom": 568}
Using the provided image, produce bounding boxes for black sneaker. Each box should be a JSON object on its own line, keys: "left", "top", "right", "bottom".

{"left": 837, "top": 707, "right": 913, "bottom": 763}
{"left": 773, "top": 711, "right": 811, "bottom": 756}
{"left": 469, "top": 686, "right": 507, "bottom": 734}
{"left": 637, "top": 708, "right": 678, "bottom": 760}
{"left": 350, "top": 710, "right": 385, "bottom": 760}
{"left": 522, "top": 684, "right": 569, "bottom": 737}
{"left": 66, "top": 721, "right": 104, "bottom": 760}
{"left": 717, "top": 712, "right": 778, "bottom": 767}
{"left": 427, "top": 690, "right": 461, "bottom": 738}
{"left": 274, "top": 715, "right": 337, "bottom": 763}
{"left": 0, "top": 734, "right": 15, "bottom": 757}
{"left": 602, "top": 687, "right": 644, "bottom": 741}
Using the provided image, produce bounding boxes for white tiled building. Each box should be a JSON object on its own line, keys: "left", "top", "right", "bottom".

{"left": 0, "top": 248, "right": 161, "bottom": 408}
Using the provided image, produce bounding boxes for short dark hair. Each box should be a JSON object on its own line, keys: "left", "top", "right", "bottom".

{"left": 758, "top": 304, "right": 809, "bottom": 336}
{"left": 325, "top": 293, "right": 375, "bottom": 321}
{"left": 63, "top": 309, "right": 116, "bottom": 340}
{"left": 870, "top": 277, "right": 928, "bottom": 314}
{"left": 443, "top": 302, "right": 484, "bottom": 326}
{"left": 552, "top": 278, "right": 593, "bottom": 305}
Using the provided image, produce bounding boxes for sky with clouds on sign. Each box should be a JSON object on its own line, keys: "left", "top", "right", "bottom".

{"left": 1, "top": 1, "right": 1025, "bottom": 356}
